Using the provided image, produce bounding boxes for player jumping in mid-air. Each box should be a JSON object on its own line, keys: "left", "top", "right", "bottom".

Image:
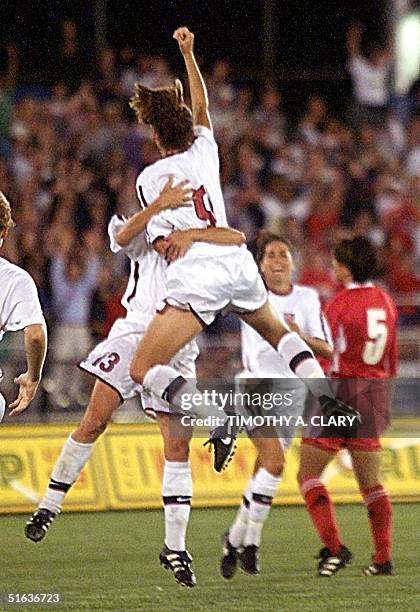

{"left": 128, "top": 26, "right": 356, "bottom": 474}
{"left": 24, "top": 179, "right": 245, "bottom": 589}
{"left": 298, "top": 236, "right": 397, "bottom": 577}
{"left": 0, "top": 191, "right": 47, "bottom": 419}
{"left": 220, "top": 233, "right": 333, "bottom": 577}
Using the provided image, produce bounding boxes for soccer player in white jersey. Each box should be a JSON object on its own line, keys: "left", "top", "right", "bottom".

{"left": 0, "top": 192, "right": 47, "bottom": 419}
{"left": 24, "top": 179, "right": 245, "bottom": 588}
{"left": 220, "top": 233, "right": 333, "bottom": 578}
{"left": 128, "top": 27, "right": 356, "bottom": 473}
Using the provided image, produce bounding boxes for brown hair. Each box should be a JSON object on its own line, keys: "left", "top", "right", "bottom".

{"left": 129, "top": 79, "right": 194, "bottom": 152}
{"left": 333, "top": 236, "right": 379, "bottom": 282}
{"left": 256, "top": 231, "right": 293, "bottom": 265}
{"left": 0, "top": 192, "right": 15, "bottom": 231}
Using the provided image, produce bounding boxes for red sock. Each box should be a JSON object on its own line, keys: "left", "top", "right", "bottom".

{"left": 300, "top": 477, "right": 342, "bottom": 554}
{"left": 362, "top": 485, "right": 392, "bottom": 563}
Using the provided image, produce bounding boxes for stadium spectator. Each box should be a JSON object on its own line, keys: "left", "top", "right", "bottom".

{"left": 346, "top": 23, "right": 392, "bottom": 127}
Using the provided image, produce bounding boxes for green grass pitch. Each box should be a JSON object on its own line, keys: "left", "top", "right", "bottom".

{"left": 1, "top": 504, "right": 419, "bottom": 611}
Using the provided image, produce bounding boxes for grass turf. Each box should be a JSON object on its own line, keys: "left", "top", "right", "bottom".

{"left": 1, "top": 504, "right": 419, "bottom": 611}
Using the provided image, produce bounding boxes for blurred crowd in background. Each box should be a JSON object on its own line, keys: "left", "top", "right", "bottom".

{"left": 0, "top": 19, "right": 419, "bottom": 409}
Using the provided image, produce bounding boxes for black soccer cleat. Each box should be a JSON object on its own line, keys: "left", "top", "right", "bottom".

{"left": 317, "top": 545, "right": 353, "bottom": 577}
{"left": 24, "top": 508, "right": 56, "bottom": 543}
{"left": 159, "top": 545, "right": 197, "bottom": 588}
{"left": 203, "top": 422, "right": 237, "bottom": 472}
{"left": 220, "top": 531, "right": 239, "bottom": 580}
{"left": 363, "top": 560, "right": 393, "bottom": 576}
{"left": 239, "top": 545, "right": 260, "bottom": 575}
{"left": 319, "top": 395, "right": 361, "bottom": 422}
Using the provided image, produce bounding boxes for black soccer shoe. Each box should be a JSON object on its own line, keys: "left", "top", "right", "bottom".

{"left": 319, "top": 395, "right": 361, "bottom": 431}
{"left": 239, "top": 545, "right": 260, "bottom": 575}
{"left": 159, "top": 545, "right": 197, "bottom": 588}
{"left": 220, "top": 531, "right": 239, "bottom": 580}
{"left": 203, "top": 424, "right": 237, "bottom": 472}
{"left": 24, "top": 508, "right": 56, "bottom": 543}
{"left": 317, "top": 545, "right": 353, "bottom": 577}
{"left": 363, "top": 560, "right": 393, "bottom": 576}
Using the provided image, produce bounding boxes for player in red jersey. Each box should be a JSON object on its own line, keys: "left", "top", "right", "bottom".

{"left": 298, "top": 236, "right": 397, "bottom": 577}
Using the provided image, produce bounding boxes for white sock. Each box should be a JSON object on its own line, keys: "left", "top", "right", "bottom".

{"left": 277, "top": 332, "right": 334, "bottom": 398}
{"left": 162, "top": 460, "right": 192, "bottom": 551}
{"left": 39, "top": 435, "right": 94, "bottom": 514}
{"left": 144, "top": 364, "right": 218, "bottom": 419}
{"left": 229, "top": 476, "right": 255, "bottom": 548}
{"left": 244, "top": 468, "right": 281, "bottom": 547}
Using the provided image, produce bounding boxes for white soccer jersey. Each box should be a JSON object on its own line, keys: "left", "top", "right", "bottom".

{"left": 136, "top": 125, "right": 237, "bottom": 259}
{"left": 108, "top": 216, "right": 168, "bottom": 319}
{"left": 0, "top": 257, "right": 45, "bottom": 342}
{"left": 241, "top": 284, "right": 331, "bottom": 377}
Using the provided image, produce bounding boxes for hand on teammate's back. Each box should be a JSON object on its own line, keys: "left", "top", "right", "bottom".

{"left": 162, "top": 230, "right": 194, "bottom": 262}
{"left": 157, "top": 176, "right": 193, "bottom": 211}
{"left": 8, "top": 372, "right": 39, "bottom": 416}
{"left": 173, "top": 27, "right": 194, "bottom": 56}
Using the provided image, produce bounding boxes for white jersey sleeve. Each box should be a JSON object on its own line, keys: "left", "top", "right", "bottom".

{"left": 108, "top": 215, "right": 148, "bottom": 260}
{"left": 302, "top": 289, "right": 332, "bottom": 345}
{"left": 0, "top": 267, "right": 45, "bottom": 338}
{"left": 192, "top": 125, "right": 219, "bottom": 168}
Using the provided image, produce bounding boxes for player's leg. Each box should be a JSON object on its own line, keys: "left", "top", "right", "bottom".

{"left": 239, "top": 435, "right": 284, "bottom": 574}
{"left": 130, "top": 305, "right": 235, "bottom": 471}
{"left": 25, "top": 381, "right": 121, "bottom": 542}
{"left": 220, "top": 456, "right": 261, "bottom": 579}
{"left": 155, "top": 411, "right": 196, "bottom": 588}
{"left": 350, "top": 448, "right": 393, "bottom": 575}
{"left": 239, "top": 302, "right": 332, "bottom": 395}
{"left": 298, "top": 441, "right": 352, "bottom": 576}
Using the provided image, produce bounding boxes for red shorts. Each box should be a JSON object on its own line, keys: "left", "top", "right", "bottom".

{"left": 301, "top": 436, "right": 381, "bottom": 453}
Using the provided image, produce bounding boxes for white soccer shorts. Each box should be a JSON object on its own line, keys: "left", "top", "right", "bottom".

{"left": 162, "top": 246, "right": 268, "bottom": 325}
{"left": 79, "top": 317, "right": 198, "bottom": 413}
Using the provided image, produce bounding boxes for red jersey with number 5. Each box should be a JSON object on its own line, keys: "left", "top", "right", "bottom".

{"left": 325, "top": 283, "right": 398, "bottom": 378}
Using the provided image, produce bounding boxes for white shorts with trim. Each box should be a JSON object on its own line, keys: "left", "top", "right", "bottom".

{"left": 79, "top": 317, "right": 198, "bottom": 413}
{"left": 161, "top": 246, "right": 268, "bottom": 325}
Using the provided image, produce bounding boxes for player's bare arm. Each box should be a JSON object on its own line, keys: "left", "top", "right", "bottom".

{"left": 162, "top": 227, "right": 246, "bottom": 262}
{"left": 9, "top": 323, "right": 47, "bottom": 416}
{"left": 115, "top": 176, "right": 192, "bottom": 247}
{"left": 285, "top": 317, "right": 332, "bottom": 359}
{"left": 347, "top": 23, "right": 363, "bottom": 58}
{"left": 173, "top": 26, "right": 212, "bottom": 130}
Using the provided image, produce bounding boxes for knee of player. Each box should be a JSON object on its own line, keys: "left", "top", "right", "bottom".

{"left": 129, "top": 362, "right": 145, "bottom": 385}
{"left": 297, "top": 464, "right": 312, "bottom": 486}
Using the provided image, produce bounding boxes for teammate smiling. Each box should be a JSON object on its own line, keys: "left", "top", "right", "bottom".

{"left": 221, "top": 233, "right": 332, "bottom": 578}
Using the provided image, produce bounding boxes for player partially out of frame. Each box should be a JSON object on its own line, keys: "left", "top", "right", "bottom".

{"left": 298, "top": 236, "right": 398, "bottom": 577}
{"left": 220, "top": 233, "right": 333, "bottom": 578}
{"left": 128, "top": 26, "right": 356, "bottom": 476}
{"left": 0, "top": 192, "right": 47, "bottom": 419}
{"left": 24, "top": 178, "right": 245, "bottom": 589}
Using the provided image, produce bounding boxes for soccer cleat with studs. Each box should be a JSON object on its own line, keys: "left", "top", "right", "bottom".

{"left": 317, "top": 545, "right": 353, "bottom": 577}
{"left": 238, "top": 545, "right": 260, "bottom": 575}
{"left": 363, "top": 560, "right": 393, "bottom": 576}
{"left": 220, "top": 531, "right": 239, "bottom": 580}
{"left": 159, "top": 545, "right": 197, "bottom": 588}
{"left": 203, "top": 424, "right": 237, "bottom": 472}
{"left": 24, "top": 508, "right": 56, "bottom": 543}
